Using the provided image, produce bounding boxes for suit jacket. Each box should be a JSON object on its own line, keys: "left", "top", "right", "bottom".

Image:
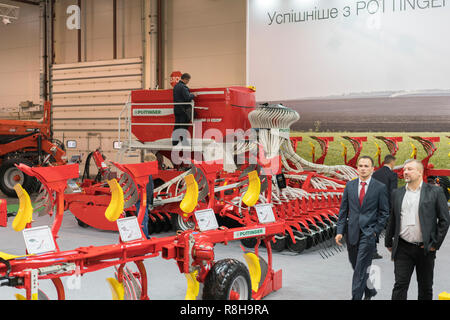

{"left": 372, "top": 166, "right": 398, "bottom": 205}
{"left": 173, "top": 81, "right": 195, "bottom": 104}
{"left": 385, "top": 183, "right": 450, "bottom": 258}
{"left": 337, "top": 178, "right": 390, "bottom": 245}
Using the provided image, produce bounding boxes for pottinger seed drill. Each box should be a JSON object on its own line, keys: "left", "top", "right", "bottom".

{"left": 0, "top": 160, "right": 285, "bottom": 300}
{"left": 56, "top": 86, "right": 360, "bottom": 256}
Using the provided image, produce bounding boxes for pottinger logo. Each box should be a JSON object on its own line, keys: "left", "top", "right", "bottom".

{"left": 133, "top": 109, "right": 173, "bottom": 116}
{"left": 233, "top": 228, "right": 265, "bottom": 239}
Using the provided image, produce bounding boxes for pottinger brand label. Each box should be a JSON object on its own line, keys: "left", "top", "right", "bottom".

{"left": 133, "top": 109, "right": 173, "bottom": 116}
{"left": 233, "top": 228, "right": 266, "bottom": 239}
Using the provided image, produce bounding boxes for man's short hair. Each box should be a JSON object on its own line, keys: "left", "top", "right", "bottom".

{"left": 404, "top": 159, "right": 424, "bottom": 172}
{"left": 358, "top": 155, "right": 374, "bottom": 167}
{"left": 384, "top": 154, "right": 396, "bottom": 164}
{"left": 181, "top": 73, "right": 191, "bottom": 80}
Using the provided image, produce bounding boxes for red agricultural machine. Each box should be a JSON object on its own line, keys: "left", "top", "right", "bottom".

{"left": 0, "top": 160, "right": 284, "bottom": 300}
{"left": 0, "top": 102, "right": 66, "bottom": 197}
{"left": 61, "top": 87, "right": 359, "bottom": 256}
{"left": 1, "top": 85, "right": 447, "bottom": 300}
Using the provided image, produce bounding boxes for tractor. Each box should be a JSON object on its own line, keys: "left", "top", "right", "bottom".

{"left": 0, "top": 102, "right": 66, "bottom": 197}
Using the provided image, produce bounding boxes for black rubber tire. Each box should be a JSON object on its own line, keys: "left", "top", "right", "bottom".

{"left": 286, "top": 230, "right": 307, "bottom": 254}
{"left": 161, "top": 214, "right": 172, "bottom": 232}
{"left": 202, "top": 258, "right": 252, "bottom": 300}
{"left": 240, "top": 237, "right": 258, "bottom": 249}
{"left": 268, "top": 234, "right": 286, "bottom": 252}
{"left": 76, "top": 218, "right": 89, "bottom": 228}
{"left": 0, "top": 158, "right": 37, "bottom": 197}
{"left": 147, "top": 218, "right": 154, "bottom": 235}
{"left": 171, "top": 213, "right": 195, "bottom": 232}
{"left": 151, "top": 216, "right": 163, "bottom": 233}
{"left": 305, "top": 234, "right": 314, "bottom": 249}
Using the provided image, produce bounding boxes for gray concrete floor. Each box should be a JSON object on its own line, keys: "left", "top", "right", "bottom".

{"left": 0, "top": 200, "right": 449, "bottom": 300}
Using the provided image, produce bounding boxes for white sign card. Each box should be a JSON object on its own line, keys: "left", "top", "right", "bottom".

{"left": 117, "top": 216, "right": 142, "bottom": 242}
{"left": 194, "top": 209, "right": 219, "bottom": 232}
{"left": 254, "top": 204, "right": 276, "bottom": 224}
{"left": 23, "top": 226, "right": 56, "bottom": 255}
{"left": 67, "top": 180, "right": 82, "bottom": 193}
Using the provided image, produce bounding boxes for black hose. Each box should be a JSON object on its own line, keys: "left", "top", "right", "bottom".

{"left": 82, "top": 151, "right": 94, "bottom": 181}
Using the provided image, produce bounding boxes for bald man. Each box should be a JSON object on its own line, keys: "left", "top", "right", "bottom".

{"left": 385, "top": 159, "right": 449, "bottom": 300}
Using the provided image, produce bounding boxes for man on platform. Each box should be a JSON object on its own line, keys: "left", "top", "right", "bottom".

{"left": 172, "top": 73, "right": 197, "bottom": 146}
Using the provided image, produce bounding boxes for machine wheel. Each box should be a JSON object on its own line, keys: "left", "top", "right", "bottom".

{"left": 240, "top": 237, "right": 258, "bottom": 249}
{"left": 202, "top": 259, "right": 252, "bottom": 300}
{"left": 266, "top": 234, "right": 286, "bottom": 252}
{"left": 147, "top": 218, "right": 154, "bottom": 235}
{"left": 171, "top": 213, "right": 195, "bottom": 232}
{"left": 0, "top": 158, "right": 37, "bottom": 197}
{"left": 161, "top": 214, "right": 172, "bottom": 232}
{"left": 305, "top": 233, "right": 314, "bottom": 249}
{"left": 76, "top": 217, "right": 89, "bottom": 228}
{"left": 286, "top": 230, "right": 307, "bottom": 254}
{"left": 151, "top": 216, "right": 163, "bottom": 233}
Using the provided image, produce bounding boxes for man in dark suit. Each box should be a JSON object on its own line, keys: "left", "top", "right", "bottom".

{"left": 172, "top": 73, "right": 197, "bottom": 146}
{"left": 372, "top": 154, "right": 398, "bottom": 259}
{"left": 335, "top": 155, "right": 390, "bottom": 300}
{"left": 385, "top": 159, "right": 449, "bottom": 300}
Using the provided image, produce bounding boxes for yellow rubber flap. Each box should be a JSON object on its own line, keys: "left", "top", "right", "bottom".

{"left": 309, "top": 142, "right": 315, "bottom": 156}
{"left": 242, "top": 171, "right": 260, "bottom": 207}
{"left": 12, "top": 184, "right": 33, "bottom": 232}
{"left": 179, "top": 174, "right": 198, "bottom": 214}
{"left": 439, "top": 292, "right": 450, "bottom": 300}
{"left": 106, "top": 278, "right": 125, "bottom": 300}
{"left": 105, "top": 179, "right": 124, "bottom": 222}
{"left": 0, "top": 252, "right": 28, "bottom": 260}
{"left": 340, "top": 142, "right": 347, "bottom": 157}
{"left": 184, "top": 271, "right": 199, "bottom": 300}
{"left": 14, "top": 293, "right": 37, "bottom": 300}
{"left": 374, "top": 142, "right": 381, "bottom": 157}
{"left": 410, "top": 143, "right": 417, "bottom": 159}
{"left": 244, "top": 252, "right": 261, "bottom": 292}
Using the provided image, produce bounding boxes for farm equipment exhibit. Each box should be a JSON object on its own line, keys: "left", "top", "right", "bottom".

{"left": 0, "top": 86, "right": 448, "bottom": 300}
{"left": 0, "top": 102, "right": 67, "bottom": 197}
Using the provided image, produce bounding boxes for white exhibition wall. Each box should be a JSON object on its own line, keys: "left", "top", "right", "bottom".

{"left": 247, "top": 0, "right": 450, "bottom": 102}
{"left": 0, "top": 0, "right": 40, "bottom": 109}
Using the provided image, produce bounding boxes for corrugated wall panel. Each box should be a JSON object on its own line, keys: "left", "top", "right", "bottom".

{"left": 51, "top": 58, "right": 143, "bottom": 167}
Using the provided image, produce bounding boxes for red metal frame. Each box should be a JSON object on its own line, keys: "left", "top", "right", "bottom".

{"left": 0, "top": 161, "right": 285, "bottom": 300}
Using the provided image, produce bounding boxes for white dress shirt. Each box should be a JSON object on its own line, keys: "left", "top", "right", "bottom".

{"left": 399, "top": 182, "right": 423, "bottom": 243}
{"left": 358, "top": 176, "right": 371, "bottom": 198}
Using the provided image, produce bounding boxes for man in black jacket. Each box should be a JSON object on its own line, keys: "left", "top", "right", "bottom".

{"left": 385, "top": 159, "right": 449, "bottom": 300}
{"left": 172, "top": 73, "right": 197, "bottom": 146}
{"left": 372, "top": 154, "right": 398, "bottom": 259}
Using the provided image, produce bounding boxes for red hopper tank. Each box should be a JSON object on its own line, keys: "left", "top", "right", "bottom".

{"left": 130, "top": 86, "right": 256, "bottom": 144}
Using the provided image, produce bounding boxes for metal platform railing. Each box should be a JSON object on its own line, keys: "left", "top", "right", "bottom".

{"left": 117, "top": 93, "right": 215, "bottom": 162}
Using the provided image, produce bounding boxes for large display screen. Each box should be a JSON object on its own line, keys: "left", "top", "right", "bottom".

{"left": 247, "top": 0, "right": 450, "bottom": 102}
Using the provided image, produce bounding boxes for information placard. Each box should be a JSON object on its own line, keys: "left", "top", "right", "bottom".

{"left": 117, "top": 216, "right": 142, "bottom": 242}
{"left": 194, "top": 209, "right": 219, "bottom": 232}
{"left": 23, "top": 226, "right": 56, "bottom": 255}
{"left": 254, "top": 203, "right": 276, "bottom": 224}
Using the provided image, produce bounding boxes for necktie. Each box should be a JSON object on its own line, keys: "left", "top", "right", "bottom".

{"left": 359, "top": 182, "right": 366, "bottom": 206}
